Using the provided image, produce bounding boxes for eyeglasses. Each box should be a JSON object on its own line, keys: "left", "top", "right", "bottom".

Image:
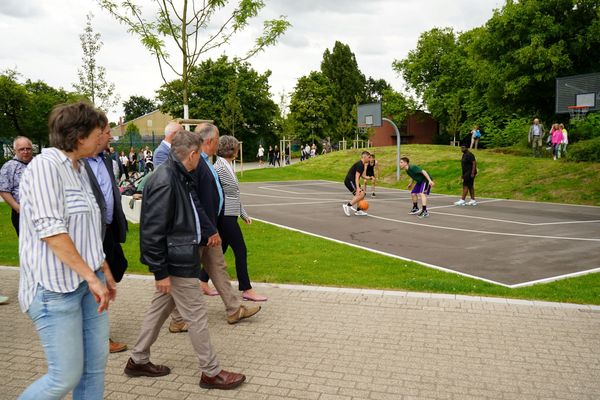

{"left": 17, "top": 147, "right": 32, "bottom": 152}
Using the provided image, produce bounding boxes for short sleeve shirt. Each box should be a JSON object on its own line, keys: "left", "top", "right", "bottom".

{"left": 406, "top": 164, "right": 426, "bottom": 183}
{"left": 461, "top": 151, "right": 476, "bottom": 176}
{"left": 0, "top": 158, "right": 29, "bottom": 203}
{"left": 345, "top": 160, "right": 365, "bottom": 182}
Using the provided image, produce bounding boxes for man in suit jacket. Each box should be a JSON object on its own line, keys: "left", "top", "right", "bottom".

{"left": 153, "top": 122, "right": 182, "bottom": 167}
{"left": 85, "top": 124, "right": 129, "bottom": 353}
{"left": 168, "top": 123, "right": 260, "bottom": 332}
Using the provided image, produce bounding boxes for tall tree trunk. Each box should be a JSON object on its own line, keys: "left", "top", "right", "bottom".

{"left": 182, "top": 0, "right": 189, "bottom": 119}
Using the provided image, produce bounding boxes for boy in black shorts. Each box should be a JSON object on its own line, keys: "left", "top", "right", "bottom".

{"left": 400, "top": 157, "right": 435, "bottom": 218}
{"left": 362, "top": 153, "right": 379, "bottom": 197}
{"left": 342, "top": 151, "right": 370, "bottom": 216}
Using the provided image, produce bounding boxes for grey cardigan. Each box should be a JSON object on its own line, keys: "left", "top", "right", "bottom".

{"left": 214, "top": 157, "right": 249, "bottom": 221}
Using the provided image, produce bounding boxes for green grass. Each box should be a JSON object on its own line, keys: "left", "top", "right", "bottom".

{"left": 2, "top": 145, "right": 599, "bottom": 305}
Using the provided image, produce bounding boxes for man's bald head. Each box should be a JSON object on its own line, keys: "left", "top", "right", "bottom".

{"left": 164, "top": 121, "right": 183, "bottom": 144}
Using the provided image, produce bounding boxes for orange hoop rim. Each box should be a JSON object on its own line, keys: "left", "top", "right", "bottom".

{"left": 567, "top": 105, "right": 591, "bottom": 109}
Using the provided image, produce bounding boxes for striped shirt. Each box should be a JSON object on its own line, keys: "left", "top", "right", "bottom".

{"left": 18, "top": 148, "right": 104, "bottom": 312}
{"left": 214, "top": 157, "right": 249, "bottom": 221}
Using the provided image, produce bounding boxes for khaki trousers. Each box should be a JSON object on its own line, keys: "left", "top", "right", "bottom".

{"left": 172, "top": 245, "right": 241, "bottom": 322}
{"left": 130, "top": 276, "right": 221, "bottom": 377}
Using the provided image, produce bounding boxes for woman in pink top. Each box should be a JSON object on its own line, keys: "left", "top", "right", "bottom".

{"left": 550, "top": 123, "right": 564, "bottom": 160}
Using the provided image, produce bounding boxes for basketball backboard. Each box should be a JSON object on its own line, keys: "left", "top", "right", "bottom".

{"left": 555, "top": 72, "right": 600, "bottom": 114}
{"left": 357, "top": 102, "right": 382, "bottom": 127}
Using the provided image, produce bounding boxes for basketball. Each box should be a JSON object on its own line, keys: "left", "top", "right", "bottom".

{"left": 358, "top": 200, "right": 369, "bottom": 211}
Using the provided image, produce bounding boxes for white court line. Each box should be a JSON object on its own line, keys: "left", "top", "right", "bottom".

{"left": 251, "top": 217, "right": 513, "bottom": 288}
{"left": 367, "top": 214, "right": 600, "bottom": 242}
{"left": 508, "top": 267, "right": 600, "bottom": 288}
{"left": 252, "top": 217, "right": 600, "bottom": 288}
{"left": 427, "top": 199, "right": 503, "bottom": 210}
{"left": 533, "top": 219, "right": 600, "bottom": 226}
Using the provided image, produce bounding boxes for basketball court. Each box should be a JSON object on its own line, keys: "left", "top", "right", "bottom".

{"left": 239, "top": 180, "right": 600, "bottom": 288}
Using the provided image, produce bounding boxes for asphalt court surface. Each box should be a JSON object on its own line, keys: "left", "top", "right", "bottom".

{"left": 239, "top": 180, "right": 600, "bottom": 287}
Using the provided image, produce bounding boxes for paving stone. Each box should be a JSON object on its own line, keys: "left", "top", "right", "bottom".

{"left": 1, "top": 267, "right": 599, "bottom": 400}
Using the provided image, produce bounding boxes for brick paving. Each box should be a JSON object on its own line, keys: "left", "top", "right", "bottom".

{"left": 1, "top": 266, "right": 599, "bottom": 400}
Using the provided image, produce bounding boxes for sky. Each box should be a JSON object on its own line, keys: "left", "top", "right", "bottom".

{"left": 0, "top": 0, "right": 503, "bottom": 122}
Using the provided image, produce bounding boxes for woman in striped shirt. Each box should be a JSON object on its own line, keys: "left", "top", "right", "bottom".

{"left": 18, "top": 102, "right": 116, "bottom": 400}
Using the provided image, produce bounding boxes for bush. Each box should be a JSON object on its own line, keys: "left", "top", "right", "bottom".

{"left": 569, "top": 112, "right": 600, "bottom": 143}
{"left": 477, "top": 116, "right": 530, "bottom": 148}
{"left": 566, "top": 136, "right": 600, "bottom": 162}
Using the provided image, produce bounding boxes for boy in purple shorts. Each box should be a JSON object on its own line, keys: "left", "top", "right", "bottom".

{"left": 400, "top": 157, "right": 435, "bottom": 218}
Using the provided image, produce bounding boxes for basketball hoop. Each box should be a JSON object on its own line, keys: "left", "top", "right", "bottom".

{"left": 567, "top": 105, "right": 590, "bottom": 120}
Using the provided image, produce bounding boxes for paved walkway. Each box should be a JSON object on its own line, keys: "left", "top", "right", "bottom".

{"left": 1, "top": 266, "right": 599, "bottom": 400}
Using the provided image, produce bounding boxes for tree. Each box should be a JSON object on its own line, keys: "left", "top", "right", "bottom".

{"left": 98, "top": 0, "right": 290, "bottom": 119}
{"left": 0, "top": 70, "right": 30, "bottom": 138}
{"left": 156, "top": 56, "right": 278, "bottom": 156}
{"left": 73, "top": 13, "right": 120, "bottom": 112}
{"left": 123, "top": 95, "right": 157, "bottom": 121}
{"left": 320, "top": 41, "right": 366, "bottom": 138}
{"left": 0, "top": 70, "right": 79, "bottom": 146}
{"left": 288, "top": 71, "right": 334, "bottom": 144}
{"left": 364, "top": 77, "right": 392, "bottom": 103}
{"left": 24, "top": 80, "right": 80, "bottom": 145}
{"left": 381, "top": 88, "right": 416, "bottom": 128}
{"left": 220, "top": 78, "right": 244, "bottom": 137}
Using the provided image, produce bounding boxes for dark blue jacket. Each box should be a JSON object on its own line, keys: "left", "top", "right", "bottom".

{"left": 193, "top": 154, "right": 221, "bottom": 245}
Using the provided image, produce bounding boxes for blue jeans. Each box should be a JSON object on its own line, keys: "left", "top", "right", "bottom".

{"left": 19, "top": 271, "right": 109, "bottom": 400}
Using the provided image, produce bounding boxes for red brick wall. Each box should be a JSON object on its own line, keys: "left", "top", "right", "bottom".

{"left": 370, "top": 111, "right": 438, "bottom": 146}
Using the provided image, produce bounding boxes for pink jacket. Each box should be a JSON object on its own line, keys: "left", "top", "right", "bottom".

{"left": 551, "top": 129, "right": 564, "bottom": 145}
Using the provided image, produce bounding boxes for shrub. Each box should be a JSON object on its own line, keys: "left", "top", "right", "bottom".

{"left": 568, "top": 112, "right": 600, "bottom": 143}
{"left": 566, "top": 136, "right": 600, "bottom": 162}
{"left": 478, "top": 116, "right": 530, "bottom": 148}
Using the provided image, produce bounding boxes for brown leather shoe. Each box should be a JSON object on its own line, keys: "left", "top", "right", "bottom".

{"left": 169, "top": 319, "right": 189, "bottom": 333}
{"left": 124, "top": 357, "right": 171, "bottom": 377}
{"left": 226, "top": 304, "right": 261, "bottom": 324}
{"left": 109, "top": 338, "right": 128, "bottom": 353}
{"left": 200, "top": 369, "right": 246, "bottom": 390}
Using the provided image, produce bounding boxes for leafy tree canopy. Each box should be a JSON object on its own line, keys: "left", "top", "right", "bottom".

{"left": 156, "top": 56, "right": 278, "bottom": 156}
{"left": 123, "top": 95, "right": 157, "bottom": 121}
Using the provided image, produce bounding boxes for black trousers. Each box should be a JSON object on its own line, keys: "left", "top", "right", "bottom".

{"left": 11, "top": 209, "right": 19, "bottom": 236}
{"left": 103, "top": 223, "right": 128, "bottom": 283}
{"left": 199, "top": 215, "right": 252, "bottom": 291}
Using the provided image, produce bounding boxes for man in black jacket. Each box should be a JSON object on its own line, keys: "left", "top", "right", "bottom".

{"left": 124, "top": 130, "right": 246, "bottom": 390}
{"left": 84, "top": 123, "right": 129, "bottom": 354}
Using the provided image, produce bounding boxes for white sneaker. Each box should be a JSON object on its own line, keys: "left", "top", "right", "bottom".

{"left": 454, "top": 199, "right": 466, "bottom": 206}
{"left": 355, "top": 210, "right": 368, "bottom": 216}
{"left": 467, "top": 200, "right": 477, "bottom": 206}
{"left": 342, "top": 203, "right": 351, "bottom": 217}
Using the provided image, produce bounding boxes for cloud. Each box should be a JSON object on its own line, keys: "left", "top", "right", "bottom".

{"left": 0, "top": 0, "right": 42, "bottom": 18}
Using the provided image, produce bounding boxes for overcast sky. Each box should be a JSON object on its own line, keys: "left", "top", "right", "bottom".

{"left": 0, "top": 0, "right": 503, "bottom": 122}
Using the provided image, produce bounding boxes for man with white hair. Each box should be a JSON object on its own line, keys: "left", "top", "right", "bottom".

{"left": 0, "top": 135, "right": 34, "bottom": 235}
{"left": 153, "top": 121, "right": 182, "bottom": 167}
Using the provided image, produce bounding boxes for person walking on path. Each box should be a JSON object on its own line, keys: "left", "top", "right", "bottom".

{"left": 400, "top": 157, "right": 435, "bottom": 219}
{"left": 550, "top": 123, "right": 564, "bottom": 160}
{"left": 84, "top": 125, "right": 130, "bottom": 354}
{"left": 210, "top": 135, "right": 267, "bottom": 302}
{"left": 125, "top": 130, "right": 246, "bottom": 390}
{"left": 0, "top": 135, "right": 34, "bottom": 235}
{"left": 454, "top": 145, "right": 478, "bottom": 206}
{"left": 470, "top": 125, "right": 481, "bottom": 149}
{"left": 17, "top": 102, "right": 116, "bottom": 400}
{"left": 560, "top": 123, "right": 569, "bottom": 156}
{"left": 342, "top": 151, "right": 370, "bottom": 217}
{"left": 257, "top": 144, "right": 265, "bottom": 167}
{"left": 528, "top": 118, "right": 545, "bottom": 157}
